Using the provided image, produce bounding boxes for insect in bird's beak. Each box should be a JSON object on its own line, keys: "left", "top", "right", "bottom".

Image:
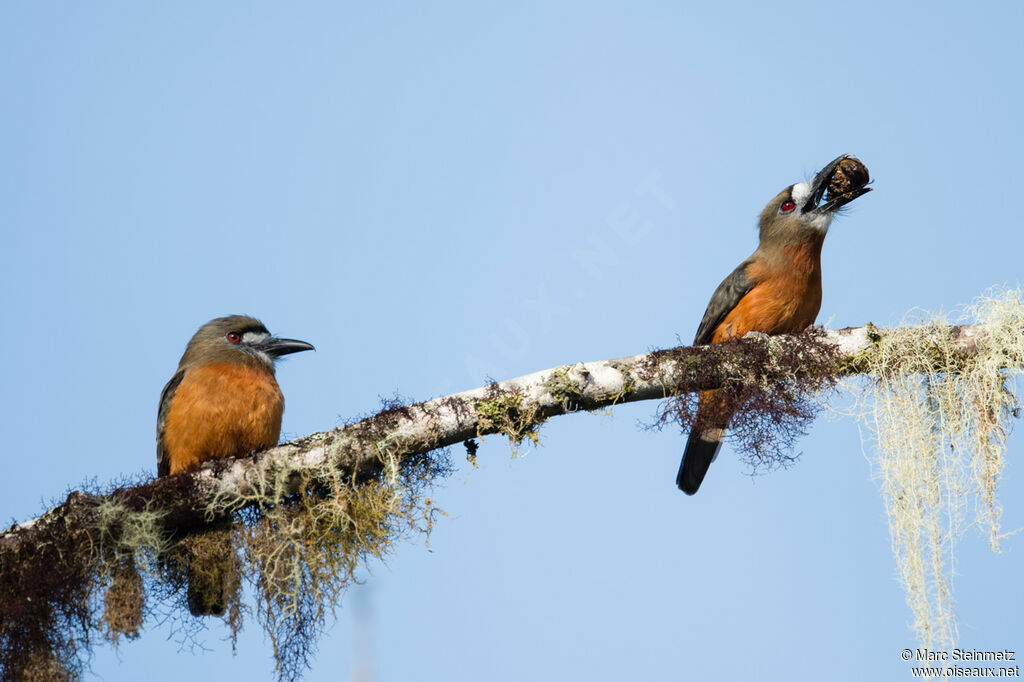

{"left": 802, "top": 154, "right": 872, "bottom": 214}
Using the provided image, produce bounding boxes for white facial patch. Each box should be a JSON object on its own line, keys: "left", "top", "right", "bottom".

{"left": 241, "top": 330, "right": 274, "bottom": 366}
{"left": 242, "top": 331, "right": 270, "bottom": 345}
{"left": 790, "top": 181, "right": 812, "bottom": 207}
{"left": 789, "top": 180, "right": 834, "bottom": 233}
{"left": 806, "top": 212, "right": 834, "bottom": 232}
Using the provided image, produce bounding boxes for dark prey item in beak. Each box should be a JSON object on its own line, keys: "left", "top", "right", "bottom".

{"left": 263, "top": 337, "right": 315, "bottom": 357}
{"left": 823, "top": 156, "right": 871, "bottom": 210}
{"left": 801, "top": 154, "right": 847, "bottom": 212}
{"left": 804, "top": 154, "right": 872, "bottom": 213}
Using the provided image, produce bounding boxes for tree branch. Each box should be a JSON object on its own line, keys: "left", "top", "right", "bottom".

{"left": 1, "top": 322, "right": 985, "bottom": 554}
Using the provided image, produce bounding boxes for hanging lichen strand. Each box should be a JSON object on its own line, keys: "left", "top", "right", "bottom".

{"left": 857, "top": 290, "right": 1024, "bottom": 654}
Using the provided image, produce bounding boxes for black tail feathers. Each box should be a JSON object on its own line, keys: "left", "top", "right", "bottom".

{"left": 677, "top": 430, "right": 723, "bottom": 495}
{"left": 186, "top": 563, "right": 227, "bottom": 617}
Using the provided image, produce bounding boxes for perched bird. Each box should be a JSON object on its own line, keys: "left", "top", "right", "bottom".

{"left": 157, "top": 315, "right": 313, "bottom": 614}
{"left": 677, "top": 155, "right": 871, "bottom": 495}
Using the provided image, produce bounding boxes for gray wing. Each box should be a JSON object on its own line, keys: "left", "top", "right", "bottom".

{"left": 693, "top": 258, "right": 755, "bottom": 346}
{"left": 156, "top": 370, "right": 185, "bottom": 478}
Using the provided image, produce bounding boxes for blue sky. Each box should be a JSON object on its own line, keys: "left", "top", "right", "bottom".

{"left": 2, "top": 2, "right": 1022, "bottom": 680}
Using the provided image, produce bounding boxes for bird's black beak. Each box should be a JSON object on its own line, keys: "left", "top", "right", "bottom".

{"left": 262, "top": 337, "right": 315, "bottom": 357}
{"left": 803, "top": 154, "right": 872, "bottom": 213}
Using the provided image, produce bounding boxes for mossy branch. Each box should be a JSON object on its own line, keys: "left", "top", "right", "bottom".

{"left": 0, "top": 321, "right": 996, "bottom": 681}
{"left": 1, "top": 322, "right": 970, "bottom": 549}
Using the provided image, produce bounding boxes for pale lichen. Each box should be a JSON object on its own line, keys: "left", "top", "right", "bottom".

{"left": 850, "top": 289, "right": 1024, "bottom": 653}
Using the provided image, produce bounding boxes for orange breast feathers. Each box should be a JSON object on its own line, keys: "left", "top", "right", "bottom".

{"left": 712, "top": 241, "right": 824, "bottom": 343}
{"left": 160, "top": 362, "right": 285, "bottom": 475}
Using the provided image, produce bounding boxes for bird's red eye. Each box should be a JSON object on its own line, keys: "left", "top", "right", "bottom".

{"left": 227, "top": 332, "right": 241, "bottom": 343}
{"left": 781, "top": 200, "right": 796, "bottom": 213}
